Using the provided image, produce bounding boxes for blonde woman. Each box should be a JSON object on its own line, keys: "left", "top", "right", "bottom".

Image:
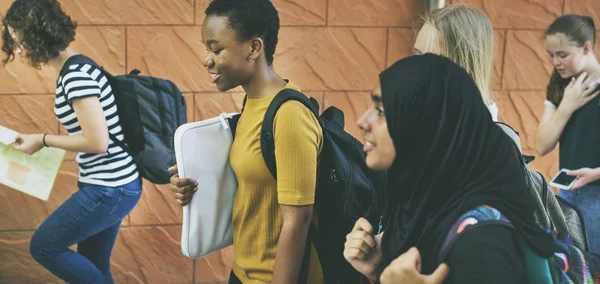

{"left": 412, "top": 4, "right": 498, "bottom": 120}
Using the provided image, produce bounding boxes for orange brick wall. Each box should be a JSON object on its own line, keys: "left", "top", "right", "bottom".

{"left": 0, "top": 0, "right": 598, "bottom": 283}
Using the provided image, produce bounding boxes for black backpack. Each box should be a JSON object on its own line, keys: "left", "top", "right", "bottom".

{"left": 497, "top": 122, "right": 589, "bottom": 251}
{"left": 59, "top": 55, "right": 187, "bottom": 184}
{"left": 243, "top": 89, "right": 386, "bottom": 283}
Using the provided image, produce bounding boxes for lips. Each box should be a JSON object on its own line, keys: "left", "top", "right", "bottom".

{"left": 209, "top": 73, "right": 222, "bottom": 83}
{"left": 364, "top": 141, "right": 375, "bottom": 152}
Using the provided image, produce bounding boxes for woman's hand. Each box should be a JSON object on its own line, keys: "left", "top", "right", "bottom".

{"left": 168, "top": 164, "right": 198, "bottom": 206}
{"left": 380, "top": 247, "right": 449, "bottom": 284}
{"left": 559, "top": 72, "right": 600, "bottom": 114}
{"left": 13, "top": 134, "right": 44, "bottom": 155}
{"left": 343, "top": 217, "right": 383, "bottom": 281}
{"left": 568, "top": 167, "right": 600, "bottom": 190}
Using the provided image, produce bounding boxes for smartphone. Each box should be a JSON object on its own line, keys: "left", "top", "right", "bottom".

{"left": 549, "top": 169, "right": 578, "bottom": 190}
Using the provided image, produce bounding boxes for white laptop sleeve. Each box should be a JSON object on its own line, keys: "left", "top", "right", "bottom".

{"left": 174, "top": 113, "right": 239, "bottom": 259}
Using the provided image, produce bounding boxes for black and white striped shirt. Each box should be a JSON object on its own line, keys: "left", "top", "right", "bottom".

{"left": 55, "top": 60, "right": 139, "bottom": 187}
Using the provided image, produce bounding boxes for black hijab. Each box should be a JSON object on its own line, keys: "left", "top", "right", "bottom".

{"left": 379, "top": 54, "right": 555, "bottom": 273}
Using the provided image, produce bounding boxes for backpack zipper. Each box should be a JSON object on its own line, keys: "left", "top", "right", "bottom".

{"left": 376, "top": 168, "right": 387, "bottom": 235}
{"left": 151, "top": 78, "right": 168, "bottom": 136}
{"left": 168, "top": 81, "right": 183, "bottom": 126}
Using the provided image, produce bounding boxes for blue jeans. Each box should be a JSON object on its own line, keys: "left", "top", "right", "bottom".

{"left": 558, "top": 185, "right": 600, "bottom": 253}
{"left": 30, "top": 178, "right": 142, "bottom": 284}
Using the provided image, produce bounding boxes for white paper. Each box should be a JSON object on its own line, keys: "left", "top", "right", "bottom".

{"left": 0, "top": 125, "right": 18, "bottom": 145}
{"left": 0, "top": 125, "right": 65, "bottom": 200}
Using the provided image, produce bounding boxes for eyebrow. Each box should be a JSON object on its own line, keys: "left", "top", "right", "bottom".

{"left": 371, "top": 93, "right": 382, "bottom": 103}
{"left": 547, "top": 50, "right": 569, "bottom": 56}
{"left": 205, "top": 39, "right": 219, "bottom": 46}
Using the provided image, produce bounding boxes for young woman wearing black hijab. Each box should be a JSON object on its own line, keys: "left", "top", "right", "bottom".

{"left": 343, "top": 54, "right": 556, "bottom": 283}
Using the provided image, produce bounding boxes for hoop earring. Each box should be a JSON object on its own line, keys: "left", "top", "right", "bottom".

{"left": 248, "top": 55, "right": 253, "bottom": 61}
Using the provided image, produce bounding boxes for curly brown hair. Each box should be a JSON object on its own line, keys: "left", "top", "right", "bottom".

{"left": 2, "top": 0, "right": 77, "bottom": 68}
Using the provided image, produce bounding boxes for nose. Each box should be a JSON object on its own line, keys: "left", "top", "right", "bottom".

{"left": 357, "top": 109, "right": 372, "bottom": 134}
{"left": 203, "top": 53, "right": 214, "bottom": 69}
{"left": 552, "top": 56, "right": 561, "bottom": 67}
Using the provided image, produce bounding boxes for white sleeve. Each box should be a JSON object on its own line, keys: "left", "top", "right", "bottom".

{"left": 544, "top": 100, "right": 557, "bottom": 108}
{"left": 487, "top": 103, "right": 499, "bottom": 122}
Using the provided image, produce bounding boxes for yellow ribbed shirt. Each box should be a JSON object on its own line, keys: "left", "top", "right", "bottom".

{"left": 229, "top": 81, "right": 324, "bottom": 283}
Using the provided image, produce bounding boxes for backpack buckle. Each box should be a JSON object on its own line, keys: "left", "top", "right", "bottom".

{"left": 330, "top": 169, "right": 338, "bottom": 183}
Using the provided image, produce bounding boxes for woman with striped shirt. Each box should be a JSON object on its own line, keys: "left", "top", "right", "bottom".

{"left": 2, "top": 1, "right": 141, "bottom": 283}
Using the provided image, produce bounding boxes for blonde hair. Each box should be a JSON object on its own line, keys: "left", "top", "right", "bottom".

{"left": 420, "top": 4, "right": 495, "bottom": 106}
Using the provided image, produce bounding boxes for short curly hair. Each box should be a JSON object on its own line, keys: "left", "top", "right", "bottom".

{"left": 2, "top": 0, "right": 77, "bottom": 68}
{"left": 205, "top": 0, "right": 279, "bottom": 65}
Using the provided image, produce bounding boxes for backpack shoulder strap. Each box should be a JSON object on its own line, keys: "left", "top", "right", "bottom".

{"left": 438, "top": 205, "right": 514, "bottom": 263}
{"left": 58, "top": 54, "right": 109, "bottom": 99}
{"left": 241, "top": 95, "right": 247, "bottom": 113}
{"left": 496, "top": 122, "right": 535, "bottom": 164}
{"left": 549, "top": 237, "right": 600, "bottom": 283}
{"left": 259, "top": 89, "right": 322, "bottom": 284}
{"left": 59, "top": 55, "right": 129, "bottom": 154}
{"left": 59, "top": 54, "right": 122, "bottom": 85}
{"left": 260, "top": 88, "right": 320, "bottom": 179}
{"left": 58, "top": 54, "right": 101, "bottom": 80}
{"left": 228, "top": 96, "right": 247, "bottom": 141}
{"left": 442, "top": 206, "right": 556, "bottom": 284}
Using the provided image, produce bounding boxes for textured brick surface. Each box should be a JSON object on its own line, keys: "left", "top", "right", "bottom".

{"left": 497, "top": 91, "right": 546, "bottom": 150}
{"left": 127, "top": 181, "right": 184, "bottom": 226}
{"left": 194, "top": 247, "right": 234, "bottom": 283}
{"left": 497, "top": 90, "right": 559, "bottom": 181}
{"left": 0, "top": 95, "right": 57, "bottom": 135}
{"left": 0, "top": 226, "right": 193, "bottom": 283}
{"left": 275, "top": 27, "right": 387, "bottom": 91}
{"left": 0, "top": 26, "right": 125, "bottom": 94}
{"left": 194, "top": 93, "right": 245, "bottom": 121}
{"left": 0, "top": 0, "right": 575, "bottom": 282}
{"left": 127, "top": 27, "right": 207, "bottom": 93}
{"left": 564, "top": 0, "right": 600, "bottom": 29}
{"left": 502, "top": 30, "right": 554, "bottom": 90}
{"left": 196, "top": 0, "right": 327, "bottom": 26}
{"left": 0, "top": 161, "right": 78, "bottom": 231}
{"left": 493, "top": 30, "right": 506, "bottom": 91}
{"left": 387, "top": 28, "right": 415, "bottom": 66}
{"left": 60, "top": 0, "right": 195, "bottom": 25}
{"left": 454, "top": 0, "right": 563, "bottom": 29}
{"left": 110, "top": 226, "right": 193, "bottom": 283}
{"left": 323, "top": 92, "right": 373, "bottom": 141}
{"left": 0, "top": 231, "right": 63, "bottom": 283}
{"left": 328, "top": 0, "right": 421, "bottom": 27}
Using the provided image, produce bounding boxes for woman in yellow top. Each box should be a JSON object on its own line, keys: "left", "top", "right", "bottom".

{"left": 169, "top": 0, "right": 323, "bottom": 283}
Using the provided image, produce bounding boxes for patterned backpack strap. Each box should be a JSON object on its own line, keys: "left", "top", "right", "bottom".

{"left": 439, "top": 206, "right": 600, "bottom": 283}
{"left": 438, "top": 205, "right": 514, "bottom": 263}
{"left": 549, "top": 239, "right": 600, "bottom": 283}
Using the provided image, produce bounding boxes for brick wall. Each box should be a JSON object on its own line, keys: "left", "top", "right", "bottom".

{"left": 0, "top": 0, "right": 598, "bottom": 283}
